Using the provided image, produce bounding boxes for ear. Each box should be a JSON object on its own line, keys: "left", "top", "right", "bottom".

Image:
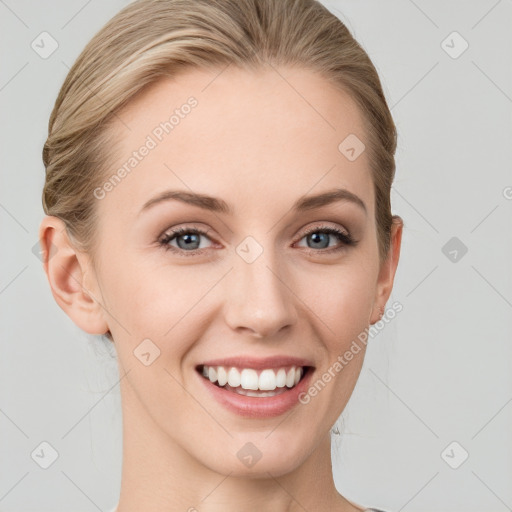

{"left": 38, "top": 215, "right": 109, "bottom": 335}
{"left": 369, "top": 216, "right": 403, "bottom": 324}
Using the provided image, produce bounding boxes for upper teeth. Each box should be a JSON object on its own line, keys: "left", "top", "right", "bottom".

{"left": 201, "top": 365, "right": 304, "bottom": 391}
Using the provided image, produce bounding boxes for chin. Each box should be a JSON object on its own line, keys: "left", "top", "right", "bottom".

{"left": 198, "top": 431, "right": 315, "bottom": 478}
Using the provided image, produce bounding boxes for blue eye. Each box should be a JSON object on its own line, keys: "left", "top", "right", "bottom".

{"left": 159, "top": 227, "right": 212, "bottom": 255}
{"left": 295, "top": 226, "right": 357, "bottom": 254}
{"left": 158, "top": 224, "right": 357, "bottom": 256}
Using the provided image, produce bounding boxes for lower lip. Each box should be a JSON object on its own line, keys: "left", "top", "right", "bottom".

{"left": 197, "top": 367, "right": 314, "bottom": 418}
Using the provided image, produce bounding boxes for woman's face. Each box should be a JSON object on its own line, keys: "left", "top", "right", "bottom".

{"left": 79, "top": 65, "right": 400, "bottom": 476}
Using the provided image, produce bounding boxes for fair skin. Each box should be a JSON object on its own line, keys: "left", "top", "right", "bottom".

{"left": 40, "top": 64, "right": 402, "bottom": 512}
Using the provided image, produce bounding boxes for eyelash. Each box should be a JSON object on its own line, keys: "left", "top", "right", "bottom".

{"left": 158, "top": 224, "right": 358, "bottom": 257}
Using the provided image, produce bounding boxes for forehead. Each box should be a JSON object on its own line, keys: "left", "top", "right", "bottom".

{"left": 99, "top": 65, "right": 374, "bottom": 219}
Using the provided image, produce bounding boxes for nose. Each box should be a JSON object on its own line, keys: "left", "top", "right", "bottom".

{"left": 223, "top": 244, "right": 298, "bottom": 339}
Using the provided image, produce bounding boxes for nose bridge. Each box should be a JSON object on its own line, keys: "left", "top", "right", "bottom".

{"left": 224, "top": 235, "right": 297, "bottom": 337}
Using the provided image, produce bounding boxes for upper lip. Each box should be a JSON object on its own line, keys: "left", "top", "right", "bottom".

{"left": 198, "top": 355, "right": 314, "bottom": 371}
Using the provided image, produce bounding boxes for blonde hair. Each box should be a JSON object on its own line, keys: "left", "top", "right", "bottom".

{"left": 42, "top": 0, "right": 400, "bottom": 263}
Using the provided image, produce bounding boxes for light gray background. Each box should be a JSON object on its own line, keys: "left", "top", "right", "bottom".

{"left": 1, "top": 1, "right": 511, "bottom": 511}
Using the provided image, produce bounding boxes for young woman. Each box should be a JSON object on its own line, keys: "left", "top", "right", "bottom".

{"left": 39, "top": 0, "right": 403, "bottom": 510}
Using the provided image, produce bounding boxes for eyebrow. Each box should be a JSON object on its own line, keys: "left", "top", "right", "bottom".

{"left": 139, "top": 188, "right": 367, "bottom": 216}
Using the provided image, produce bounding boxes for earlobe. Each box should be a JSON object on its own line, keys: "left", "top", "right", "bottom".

{"left": 39, "top": 216, "right": 109, "bottom": 336}
{"left": 368, "top": 305, "right": 384, "bottom": 326}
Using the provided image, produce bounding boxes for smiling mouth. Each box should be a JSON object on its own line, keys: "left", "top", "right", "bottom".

{"left": 196, "top": 364, "right": 312, "bottom": 397}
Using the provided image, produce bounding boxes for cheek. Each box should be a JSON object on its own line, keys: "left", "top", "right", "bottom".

{"left": 102, "top": 239, "right": 377, "bottom": 361}
{"left": 297, "top": 264, "right": 376, "bottom": 341}
{"left": 103, "top": 256, "right": 225, "bottom": 354}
